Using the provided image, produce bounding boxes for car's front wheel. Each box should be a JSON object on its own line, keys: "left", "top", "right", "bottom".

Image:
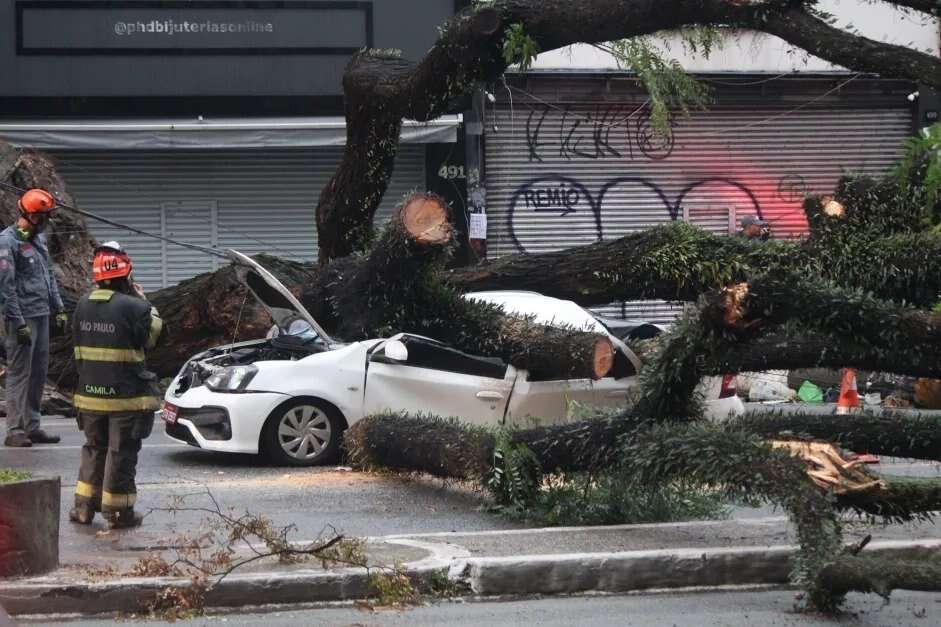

{"left": 261, "top": 398, "right": 343, "bottom": 466}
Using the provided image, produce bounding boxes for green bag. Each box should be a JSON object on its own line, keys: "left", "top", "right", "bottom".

{"left": 797, "top": 380, "right": 823, "bottom": 403}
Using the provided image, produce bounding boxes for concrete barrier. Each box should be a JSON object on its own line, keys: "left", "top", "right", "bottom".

{"left": 0, "top": 476, "right": 60, "bottom": 577}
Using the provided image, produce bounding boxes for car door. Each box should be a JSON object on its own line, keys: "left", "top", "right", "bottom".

{"left": 506, "top": 347, "right": 641, "bottom": 428}
{"left": 362, "top": 335, "right": 514, "bottom": 427}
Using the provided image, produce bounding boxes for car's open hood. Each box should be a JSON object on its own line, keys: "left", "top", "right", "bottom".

{"left": 226, "top": 249, "right": 334, "bottom": 344}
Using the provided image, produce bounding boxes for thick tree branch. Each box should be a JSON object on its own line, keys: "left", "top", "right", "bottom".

{"left": 449, "top": 222, "right": 799, "bottom": 306}
{"left": 818, "top": 555, "right": 941, "bottom": 602}
{"left": 316, "top": 0, "right": 941, "bottom": 264}
{"left": 749, "top": 7, "right": 941, "bottom": 88}
{"left": 883, "top": 0, "right": 940, "bottom": 16}
{"left": 733, "top": 411, "right": 941, "bottom": 462}
{"left": 636, "top": 316, "right": 941, "bottom": 421}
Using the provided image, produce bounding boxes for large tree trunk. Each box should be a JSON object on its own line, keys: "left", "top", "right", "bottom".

{"left": 634, "top": 272, "right": 941, "bottom": 421}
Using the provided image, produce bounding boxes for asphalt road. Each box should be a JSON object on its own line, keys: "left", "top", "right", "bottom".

{"left": 34, "top": 589, "right": 941, "bottom": 626}
{"left": 2, "top": 416, "right": 519, "bottom": 564}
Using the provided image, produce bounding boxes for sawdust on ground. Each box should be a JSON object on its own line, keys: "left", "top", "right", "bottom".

{"left": 241, "top": 469, "right": 389, "bottom": 488}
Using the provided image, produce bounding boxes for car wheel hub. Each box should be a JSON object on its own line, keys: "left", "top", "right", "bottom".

{"left": 278, "top": 405, "right": 331, "bottom": 460}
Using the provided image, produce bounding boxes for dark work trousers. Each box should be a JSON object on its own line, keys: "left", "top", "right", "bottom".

{"left": 4, "top": 316, "right": 49, "bottom": 437}
{"left": 74, "top": 412, "right": 147, "bottom": 517}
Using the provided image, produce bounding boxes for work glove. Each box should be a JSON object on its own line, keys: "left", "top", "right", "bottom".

{"left": 15, "top": 325, "right": 31, "bottom": 346}
{"left": 55, "top": 312, "right": 69, "bottom": 334}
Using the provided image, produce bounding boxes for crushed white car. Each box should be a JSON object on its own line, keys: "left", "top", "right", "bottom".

{"left": 161, "top": 251, "right": 743, "bottom": 466}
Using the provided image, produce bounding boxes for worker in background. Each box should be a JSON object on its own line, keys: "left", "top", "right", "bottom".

{"left": 70, "top": 242, "right": 166, "bottom": 529}
{"left": 1, "top": 189, "right": 67, "bottom": 448}
{"left": 739, "top": 215, "right": 771, "bottom": 241}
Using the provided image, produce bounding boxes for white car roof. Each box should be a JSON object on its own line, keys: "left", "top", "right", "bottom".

{"left": 464, "top": 291, "right": 607, "bottom": 335}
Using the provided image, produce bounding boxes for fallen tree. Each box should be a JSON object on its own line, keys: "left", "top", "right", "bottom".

{"left": 732, "top": 411, "right": 941, "bottom": 462}
{"left": 5, "top": 0, "right": 941, "bottom": 612}
{"left": 140, "top": 150, "right": 941, "bottom": 376}
{"left": 345, "top": 416, "right": 941, "bottom": 610}
{"left": 346, "top": 413, "right": 941, "bottom": 517}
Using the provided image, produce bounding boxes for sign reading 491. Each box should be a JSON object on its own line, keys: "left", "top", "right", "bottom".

{"left": 438, "top": 165, "right": 467, "bottom": 180}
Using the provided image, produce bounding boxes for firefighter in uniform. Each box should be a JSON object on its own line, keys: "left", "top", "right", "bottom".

{"left": 1, "top": 188, "right": 68, "bottom": 448}
{"left": 70, "top": 242, "right": 166, "bottom": 529}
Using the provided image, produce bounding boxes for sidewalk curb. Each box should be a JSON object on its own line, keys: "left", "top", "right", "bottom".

{"left": 1, "top": 539, "right": 939, "bottom": 616}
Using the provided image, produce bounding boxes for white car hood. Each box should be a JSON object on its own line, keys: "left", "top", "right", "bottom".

{"left": 226, "top": 249, "right": 334, "bottom": 344}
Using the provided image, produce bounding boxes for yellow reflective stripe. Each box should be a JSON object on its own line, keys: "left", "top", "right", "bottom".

{"left": 73, "top": 394, "right": 160, "bottom": 412}
{"left": 89, "top": 289, "right": 115, "bottom": 302}
{"left": 102, "top": 491, "right": 137, "bottom": 508}
{"left": 74, "top": 346, "right": 145, "bottom": 363}
{"left": 75, "top": 481, "right": 100, "bottom": 498}
{"left": 146, "top": 308, "right": 163, "bottom": 350}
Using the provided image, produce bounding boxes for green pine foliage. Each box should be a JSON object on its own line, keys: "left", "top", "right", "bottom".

{"left": 897, "top": 122, "right": 941, "bottom": 225}
{"left": 605, "top": 37, "right": 712, "bottom": 138}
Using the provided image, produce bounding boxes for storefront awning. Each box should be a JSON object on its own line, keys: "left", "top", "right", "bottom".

{"left": 0, "top": 115, "right": 461, "bottom": 150}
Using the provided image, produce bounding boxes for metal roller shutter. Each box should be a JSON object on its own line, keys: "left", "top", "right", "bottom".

{"left": 484, "top": 76, "right": 913, "bottom": 323}
{"left": 52, "top": 146, "right": 425, "bottom": 290}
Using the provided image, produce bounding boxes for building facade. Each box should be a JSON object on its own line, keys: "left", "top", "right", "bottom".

{"left": 0, "top": 0, "right": 466, "bottom": 289}
{"left": 469, "top": 0, "right": 939, "bottom": 321}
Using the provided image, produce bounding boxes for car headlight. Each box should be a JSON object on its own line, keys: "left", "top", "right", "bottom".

{"left": 205, "top": 365, "right": 258, "bottom": 393}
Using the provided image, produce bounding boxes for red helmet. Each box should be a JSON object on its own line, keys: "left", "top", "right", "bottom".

{"left": 18, "top": 189, "right": 56, "bottom": 215}
{"left": 93, "top": 241, "right": 133, "bottom": 282}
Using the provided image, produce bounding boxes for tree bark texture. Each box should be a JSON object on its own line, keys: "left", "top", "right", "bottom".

{"left": 816, "top": 554, "right": 941, "bottom": 601}
{"left": 145, "top": 256, "right": 315, "bottom": 380}
{"left": 314, "top": 0, "right": 941, "bottom": 264}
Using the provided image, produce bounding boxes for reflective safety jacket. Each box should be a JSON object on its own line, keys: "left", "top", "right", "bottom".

{"left": 72, "top": 288, "right": 166, "bottom": 413}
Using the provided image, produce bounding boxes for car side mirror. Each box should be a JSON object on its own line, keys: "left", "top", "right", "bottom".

{"left": 383, "top": 340, "right": 408, "bottom": 362}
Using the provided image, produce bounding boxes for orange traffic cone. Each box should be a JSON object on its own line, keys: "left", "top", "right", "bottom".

{"left": 836, "top": 368, "right": 860, "bottom": 415}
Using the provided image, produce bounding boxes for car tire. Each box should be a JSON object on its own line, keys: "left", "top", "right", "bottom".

{"left": 261, "top": 398, "right": 344, "bottom": 467}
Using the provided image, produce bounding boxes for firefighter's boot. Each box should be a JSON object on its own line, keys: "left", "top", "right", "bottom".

{"left": 106, "top": 509, "right": 143, "bottom": 530}
{"left": 68, "top": 507, "right": 95, "bottom": 525}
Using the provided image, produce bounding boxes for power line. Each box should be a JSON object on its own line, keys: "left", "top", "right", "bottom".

{"left": 506, "top": 85, "right": 652, "bottom": 129}
{"left": 704, "top": 73, "right": 862, "bottom": 137}
{"left": 500, "top": 72, "right": 861, "bottom": 139}
{"left": 0, "top": 180, "right": 228, "bottom": 259}
{"left": 701, "top": 72, "right": 794, "bottom": 86}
